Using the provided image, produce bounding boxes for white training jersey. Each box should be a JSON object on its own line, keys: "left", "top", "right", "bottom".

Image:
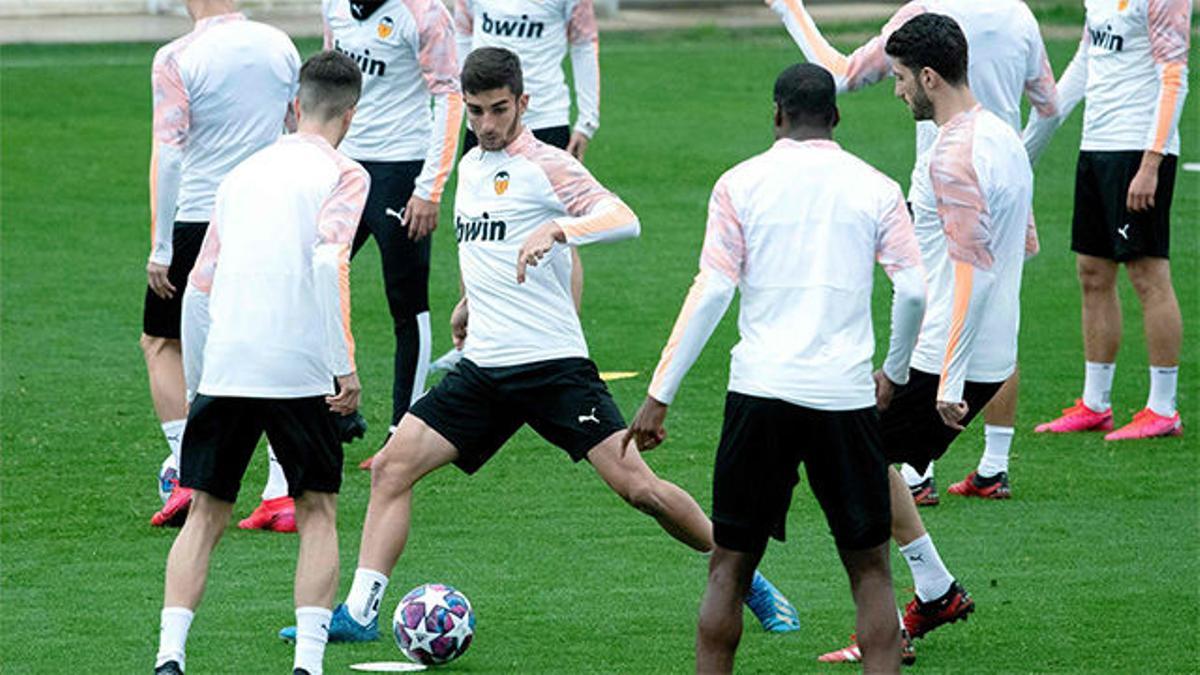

{"left": 324, "top": 0, "right": 463, "bottom": 201}
{"left": 455, "top": 0, "right": 600, "bottom": 137}
{"left": 1046, "top": 0, "right": 1190, "bottom": 155}
{"left": 148, "top": 13, "right": 300, "bottom": 266}
{"left": 770, "top": 0, "right": 1059, "bottom": 156}
{"left": 648, "top": 138, "right": 927, "bottom": 411}
{"left": 908, "top": 107, "right": 1033, "bottom": 402}
{"left": 454, "top": 128, "right": 638, "bottom": 367}
{"left": 184, "top": 134, "right": 368, "bottom": 398}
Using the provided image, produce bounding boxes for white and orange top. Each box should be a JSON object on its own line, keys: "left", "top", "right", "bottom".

{"left": 454, "top": 127, "right": 637, "bottom": 367}
{"left": 908, "top": 106, "right": 1033, "bottom": 403}
{"left": 455, "top": 0, "right": 600, "bottom": 137}
{"left": 324, "top": 0, "right": 463, "bottom": 202}
{"left": 1026, "top": 0, "right": 1190, "bottom": 158}
{"left": 148, "top": 12, "right": 300, "bottom": 266}
{"left": 182, "top": 134, "right": 368, "bottom": 399}
{"left": 768, "top": 0, "right": 1059, "bottom": 158}
{"left": 647, "top": 138, "right": 927, "bottom": 411}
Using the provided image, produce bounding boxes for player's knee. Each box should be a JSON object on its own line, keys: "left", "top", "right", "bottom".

{"left": 369, "top": 444, "right": 422, "bottom": 497}
{"left": 1076, "top": 259, "right": 1116, "bottom": 294}
{"left": 140, "top": 333, "right": 167, "bottom": 357}
{"left": 1125, "top": 260, "right": 1172, "bottom": 300}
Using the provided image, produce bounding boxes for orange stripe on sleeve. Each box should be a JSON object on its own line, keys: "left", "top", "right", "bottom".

{"left": 781, "top": 0, "right": 849, "bottom": 77}
{"left": 149, "top": 143, "right": 159, "bottom": 246}
{"left": 650, "top": 271, "right": 709, "bottom": 394}
{"left": 430, "top": 93, "right": 463, "bottom": 203}
{"left": 938, "top": 261, "right": 974, "bottom": 400}
{"left": 1152, "top": 62, "right": 1184, "bottom": 153}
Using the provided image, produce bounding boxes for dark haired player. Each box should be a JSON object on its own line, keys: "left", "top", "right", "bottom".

{"left": 768, "top": 0, "right": 1059, "bottom": 504}
{"left": 626, "top": 62, "right": 926, "bottom": 674}
{"left": 155, "top": 50, "right": 367, "bottom": 675}
{"left": 279, "top": 46, "right": 798, "bottom": 646}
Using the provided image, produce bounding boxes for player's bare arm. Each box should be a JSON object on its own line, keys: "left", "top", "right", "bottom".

{"left": 1127, "top": 151, "right": 1162, "bottom": 212}
{"left": 566, "top": 131, "right": 589, "bottom": 161}
{"left": 450, "top": 296, "right": 469, "bottom": 349}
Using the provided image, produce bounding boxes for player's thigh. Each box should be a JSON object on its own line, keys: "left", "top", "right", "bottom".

{"left": 143, "top": 221, "right": 208, "bottom": 339}
{"left": 261, "top": 396, "right": 343, "bottom": 497}
{"left": 801, "top": 407, "right": 892, "bottom": 551}
{"left": 406, "top": 360, "right": 522, "bottom": 476}
{"left": 180, "top": 395, "right": 265, "bottom": 503}
{"left": 372, "top": 413, "right": 461, "bottom": 489}
{"left": 515, "top": 358, "right": 626, "bottom": 465}
{"left": 709, "top": 393, "right": 803, "bottom": 553}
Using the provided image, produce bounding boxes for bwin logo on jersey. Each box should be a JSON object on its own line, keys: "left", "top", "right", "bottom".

{"left": 494, "top": 171, "right": 510, "bottom": 195}
{"left": 456, "top": 213, "right": 507, "bottom": 242}
{"left": 334, "top": 40, "right": 386, "bottom": 76}
{"left": 480, "top": 12, "right": 546, "bottom": 39}
{"left": 377, "top": 16, "right": 395, "bottom": 39}
{"left": 1088, "top": 24, "right": 1124, "bottom": 52}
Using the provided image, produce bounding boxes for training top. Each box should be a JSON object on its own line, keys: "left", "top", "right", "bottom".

{"left": 324, "top": 0, "right": 463, "bottom": 202}
{"left": 148, "top": 12, "right": 300, "bottom": 267}
{"left": 455, "top": 0, "right": 600, "bottom": 137}
{"left": 182, "top": 134, "right": 369, "bottom": 399}
{"left": 908, "top": 106, "right": 1033, "bottom": 402}
{"left": 454, "top": 128, "right": 638, "bottom": 367}
{"left": 769, "top": 0, "right": 1059, "bottom": 157}
{"left": 1026, "top": 0, "right": 1191, "bottom": 157}
{"left": 647, "top": 138, "right": 927, "bottom": 412}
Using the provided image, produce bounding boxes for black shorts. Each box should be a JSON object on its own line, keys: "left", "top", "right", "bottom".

{"left": 1072, "top": 151, "right": 1177, "bottom": 261}
{"left": 711, "top": 393, "right": 891, "bottom": 553}
{"left": 142, "top": 222, "right": 208, "bottom": 339}
{"left": 180, "top": 394, "right": 343, "bottom": 503}
{"left": 880, "top": 369, "right": 1004, "bottom": 473}
{"left": 408, "top": 357, "right": 625, "bottom": 474}
{"left": 461, "top": 125, "right": 571, "bottom": 155}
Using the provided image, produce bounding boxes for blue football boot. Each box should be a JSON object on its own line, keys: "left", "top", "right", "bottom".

{"left": 745, "top": 570, "right": 801, "bottom": 633}
{"left": 278, "top": 603, "right": 379, "bottom": 643}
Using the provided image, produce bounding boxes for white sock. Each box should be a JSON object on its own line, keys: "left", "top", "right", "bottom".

{"left": 977, "top": 425, "right": 1014, "bottom": 478}
{"left": 899, "top": 534, "right": 954, "bottom": 602}
{"left": 156, "top": 607, "right": 194, "bottom": 670}
{"left": 1083, "top": 362, "right": 1115, "bottom": 412}
{"left": 900, "top": 463, "right": 933, "bottom": 488}
{"left": 1147, "top": 366, "right": 1178, "bottom": 417}
{"left": 294, "top": 606, "right": 332, "bottom": 675}
{"left": 345, "top": 568, "right": 389, "bottom": 625}
{"left": 162, "top": 419, "right": 187, "bottom": 469}
{"left": 261, "top": 445, "right": 289, "bottom": 501}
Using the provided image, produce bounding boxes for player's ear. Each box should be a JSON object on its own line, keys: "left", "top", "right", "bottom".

{"left": 517, "top": 92, "right": 530, "bottom": 117}
{"left": 830, "top": 105, "right": 840, "bottom": 130}
{"left": 773, "top": 102, "right": 783, "bottom": 130}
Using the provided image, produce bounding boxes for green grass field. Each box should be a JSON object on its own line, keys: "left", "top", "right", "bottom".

{"left": 2, "top": 25, "right": 1197, "bottom": 674}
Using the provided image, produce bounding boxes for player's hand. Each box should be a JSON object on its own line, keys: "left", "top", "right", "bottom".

{"left": 403, "top": 194, "right": 439, "bottom": 241}
{"left": 516, "top": 222, "right": 566, "bottom": 283}
{"left": 328, "top": 372, "right": 362, "bottom": 415}
{"left": 566, "top": 132, "right": 590, "bottom": 162}
{"left": 147, "top": 261, "right": 176, "bottom": 300}
{"left": 1126, "top": 164, "right": 1158, "bottom": 213}
{"left": 450, "top": 297, "right": 469, "bottom": 349}
{"left": 621, "top": 396, "right": 669, "bottom": 456}
{"left": 873, "top": 369, "right": 896, "bottom": 411}
{"left": 936, "top": 399, "right": 968, "bottom": 431}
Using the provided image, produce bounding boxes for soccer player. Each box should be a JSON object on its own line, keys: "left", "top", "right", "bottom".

{"left": 767, "top": 0, "right": 1058, "bottom": 501}
{"left": 1026, "top": 0, "right": 1190, "bottom": 440}
{"left": 843, "top": 14, "right": 1034, "bottom": 661}
{"left": 141, "top": 0, "right": 301, "bottom": 529}
{"left": 278, "top": 46, "right": 799, "bottom": 645}
{"left": 154, "top": 50, "right": 367, "bottom": 675}
{"left": 625, "top": 62, "right": 926, "bottom": 674}
{"left": 322, "top": 0, "right": 463, "bottom": 463}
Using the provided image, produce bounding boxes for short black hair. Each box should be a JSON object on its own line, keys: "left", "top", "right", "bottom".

{"left": 773, "top": 63, "right": 837, "bottom": 128}
{"left": 884, "top": 13, "right": 969, "bottom": 86}
{"left": 461, "top": 47, "right": 523, "bottom": 98}
{"left": 298, "top": 50, "right": 362, "bottom": 121}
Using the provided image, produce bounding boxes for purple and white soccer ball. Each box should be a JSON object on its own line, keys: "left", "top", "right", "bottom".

{"left": 393, "top": 583, "right": 475, "bottom": 665}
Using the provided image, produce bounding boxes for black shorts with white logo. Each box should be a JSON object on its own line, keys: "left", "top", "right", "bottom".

{"left": 461, "top": 125, "right": 571, "bottom": 155}
{"left": 880, "top": 369, "right": 1004, "bottom": 474}
{"left": 180, "top": 394, "right": 343, "bottom": 503}
{"left": 711, "top": 392, "right": 892, "bottom": 553}
{"left": 142, "top": 221, "right": 208, "bottom": 339}
{"left": 408, "top": 357, "right": 625, "bottom": 474}
{"left": 1072, "top": 150, "right": 1176, "bottom": 261}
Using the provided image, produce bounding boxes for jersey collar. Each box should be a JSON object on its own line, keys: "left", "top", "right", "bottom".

{"left": 774, "top": 137, "right": 841, "bottom": 151}
{"left": 193, "top": 12, "right": 246, "bottom": 32}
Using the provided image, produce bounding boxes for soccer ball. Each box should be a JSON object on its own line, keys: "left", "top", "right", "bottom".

{"left": 157, "top": 457, "right": 178, "bottom": 504}
{"left": 392, "top": 583, "right": 475, "bottom": 665}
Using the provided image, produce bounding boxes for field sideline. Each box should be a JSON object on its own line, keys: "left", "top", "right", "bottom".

{"left": 1, "top": 26, "right": 1197, "bottom": 673}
